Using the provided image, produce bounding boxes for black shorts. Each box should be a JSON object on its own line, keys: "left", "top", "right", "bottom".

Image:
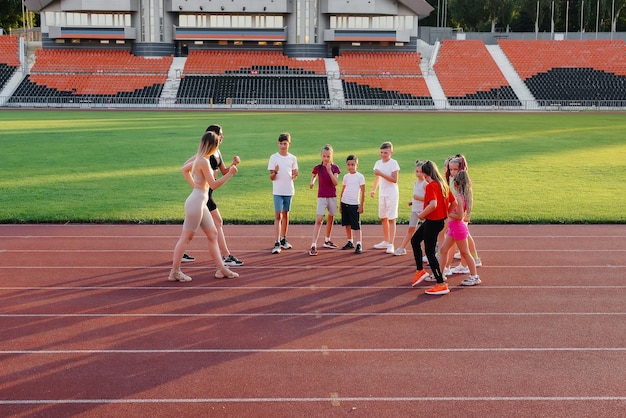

{"left": 206, "top": 188, "right": 217, "bottom": 211}
{"left": 341, "top": 202, "right": 361, "bottom": 230}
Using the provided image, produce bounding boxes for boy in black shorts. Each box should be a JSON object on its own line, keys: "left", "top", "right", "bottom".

{"left": 339, "top": 155, "right": 366, "bottom": 254}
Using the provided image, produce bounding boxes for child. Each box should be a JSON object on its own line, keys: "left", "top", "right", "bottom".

{"left": 394, "top": 160, "right": 427, "bottom": 256}
{"left": 268, "top": 132, "right": 299, "bottom": 254}
{"left": 370, "top": 141, "right": 400, "bottom": 254}
{"left": 309, "top": 144, "right": 341, "bottom": 256}
{"left": 439, "top": 170, "right": 480, "bottom": 286}
{"left": 170, "top": 131, "right": 239, "bottom": 282}
{"left": 410, "top": 160, "right": 456, "bottom": 295}
{"left": 446, "top": 155, "right": 482, "bottom": 273}
{"left": 339, "top": 154, "right": 366, "bottom": 254}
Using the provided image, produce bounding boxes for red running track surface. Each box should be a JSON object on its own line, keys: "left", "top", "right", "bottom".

{"left": 1, "top": 224, "right": 625, "bottom": 417}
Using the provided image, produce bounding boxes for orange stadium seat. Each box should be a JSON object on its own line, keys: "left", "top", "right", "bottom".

{"left": 11, "top": 49, "right": 170, "bottom": 102}
{"left": 336, "top": 51, "right": 432, "bottom": 105}
{"left": 499, "top": 40, "right": 626, "bottom": 105}
{"left": 434, "top": 40, "right": 517, "bottom": 101}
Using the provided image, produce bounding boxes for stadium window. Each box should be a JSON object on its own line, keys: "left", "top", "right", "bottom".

{"left": 71, "top": 39, "right": 80, "bottom": 43}
{"left": 45, "top": 12, "right": 54, "bottom": 26}
{"left": 194, "top": 41, "right": 204, "bottom": 44}
{"left": 100, "top": 40, "right": 110, "bottom": 44}
{"left": 234, "top": 40, "right": 243, "bottom": 45}
{"left": 352, "top": 42, "right": 360, "bottom": 46}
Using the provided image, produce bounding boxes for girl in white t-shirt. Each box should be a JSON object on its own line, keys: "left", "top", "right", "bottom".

{"left": 395, "top": 160, "right": 427, "bottom": 256}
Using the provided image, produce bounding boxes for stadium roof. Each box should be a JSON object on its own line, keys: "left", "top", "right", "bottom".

{"left": 399, "top": 0, "right": 434, "bottom": 17}
{"left": 24, "top": 0, "right": 54, "bottom": 11}
{"left": 26, "top": 0, "right": 433, "bottom": 16}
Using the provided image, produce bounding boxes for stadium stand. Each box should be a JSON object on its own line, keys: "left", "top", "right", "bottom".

{"left": 0, "top": 35, "right": 20, "bottom": 92}
{"left": 9, "top": 50, "right": 172, "bottom": 105}
{"left": 177, "top": 50, "right": 329, "bottom": 106}
{"left": 336, "top": 51, "right": 434, "bottom": 107}
{"left": 434, "top": 40, "right": 520, "bottom": 106}
{"left": 499, "top": 40, "right": 626, "bottom": 106}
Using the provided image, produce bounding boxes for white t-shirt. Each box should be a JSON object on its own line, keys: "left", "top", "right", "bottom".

{"left": 373, "top": 158, "right": 400, "bottom": 198}
{"left": 341, "top": 172, "right": 366, "bottom": 205}
{"left": 412, "top": 179, "right": 427, "bottom": 214}
{"left": 268, "top": 152, "right": 298, "bottom": 196}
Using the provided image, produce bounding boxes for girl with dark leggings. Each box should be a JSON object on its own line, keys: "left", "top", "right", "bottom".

{"left": 410, "top": 160, "right": 456, "bottom": 295}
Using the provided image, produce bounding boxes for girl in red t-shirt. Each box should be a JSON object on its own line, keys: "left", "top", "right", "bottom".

{"left": 410, "top": 160, "right": 456, "bottom": 295}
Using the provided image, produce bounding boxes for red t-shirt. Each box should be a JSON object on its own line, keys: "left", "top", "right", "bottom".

{"left": 423, "top": 181, "right": 454, "bottom": 220}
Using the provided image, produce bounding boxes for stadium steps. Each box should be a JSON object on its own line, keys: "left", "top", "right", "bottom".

{"left": 421, "top": 58, "right": 447, "bottom": 109}
{"left": 0, "top": 67, "right": 25, "bottom": 106}
{"left": 324, "top": 58, "right": 344, "bottom": 104}
{"left": 160, "top": 56, "right": 186, "bottom": 103}
{"left": 486, "top": 44, "right": 538, "bottom": 108}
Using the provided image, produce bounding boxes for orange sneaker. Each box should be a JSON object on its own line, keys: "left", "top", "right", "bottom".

{"left": 425, "top": 283, "right": 450, "bottom": 295}
{"left": 412, "top": 269, "right": 430, "bottom": 287}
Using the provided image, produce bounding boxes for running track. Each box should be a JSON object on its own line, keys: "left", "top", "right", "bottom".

{"left": 1, "top": 224, "right": 625, "bottom": 417}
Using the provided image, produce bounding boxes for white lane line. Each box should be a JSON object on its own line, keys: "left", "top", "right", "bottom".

{"left": 2, "top": 347, "right": 626, "bottom": 354}
{"left": 1, "top": 396, "right": 625, "bottom": 405}
{"left": 1, "top": 265, "right": 624, "bottom": 269}
{"left": 1, "top": 249, "right": 626, "bottom": 252}
{"left": 2, "top": 285, "right": 626, "bottom": 290}
{"left": 1, "top": 312, "right": 625, "bottom": 318}
{"left": 2, "top": 232, "right": 625, "bottom": 239}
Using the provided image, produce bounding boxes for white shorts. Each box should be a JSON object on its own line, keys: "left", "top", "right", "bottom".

{"left": 317, "top": 197, "right": 337, "bottom": 216}
{"left": 378, "top": 195, "right": 398, "bottom": 220}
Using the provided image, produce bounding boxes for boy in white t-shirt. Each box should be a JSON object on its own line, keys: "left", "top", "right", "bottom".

{"left": 268, "top": 133, "right": 299, "bottom": 254}
{"left": 340, "top": 154, "right": 366, "bottom": 254}
{"left": 369, "top": 141, "right": 400, "bottom": 254}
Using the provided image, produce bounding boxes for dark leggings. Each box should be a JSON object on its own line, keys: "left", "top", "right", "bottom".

{"left": 411, "top": 218, "right": 446, "bottom": 284}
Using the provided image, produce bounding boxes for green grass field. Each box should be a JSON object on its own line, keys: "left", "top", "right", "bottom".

{"left": 1, "top": 109, "right": 625, "bottom": 224}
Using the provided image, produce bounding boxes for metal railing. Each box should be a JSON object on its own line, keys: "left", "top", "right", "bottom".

{"left": 3, "top": 96, "right": 626, "bottom": 111}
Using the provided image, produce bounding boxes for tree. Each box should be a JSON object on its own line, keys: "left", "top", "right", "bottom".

{"left": 447, "top": 0, "right": 520, "bottom": 32}
{"left": 0, "top": 0, "right": 23, "bottom": 30}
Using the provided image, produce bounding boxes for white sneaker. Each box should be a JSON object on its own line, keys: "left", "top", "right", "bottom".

{"left": 451, "top": 264, "right": 470, "bottom": 274}
{"left": 385, "top": 245, "right": 395, "bottom": 254}
{"left": 168, "top": 269, "right": 192, "bottom": 282}
{"left": 394, "top": 247, "right": 407, "bottom": 256}
{"left": 461, "top": 275, "right": 482, "bottom": 286}
{"left": 453, "top": 251, "right": 461, "bottom": 259}
{"left": 443, "top": 267, "right": 453, "bottom": 276}
{"left": 373, "top": 241, "right": 390, "bottom": 249}
{"left": 422, "top": 255, "right": 429, "bottom": 264}
{"left": 474, "top": 258, "right": 482, "bottom": 267}
{"left": 425, "top": 274, "right": 447, "bottom": 282}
